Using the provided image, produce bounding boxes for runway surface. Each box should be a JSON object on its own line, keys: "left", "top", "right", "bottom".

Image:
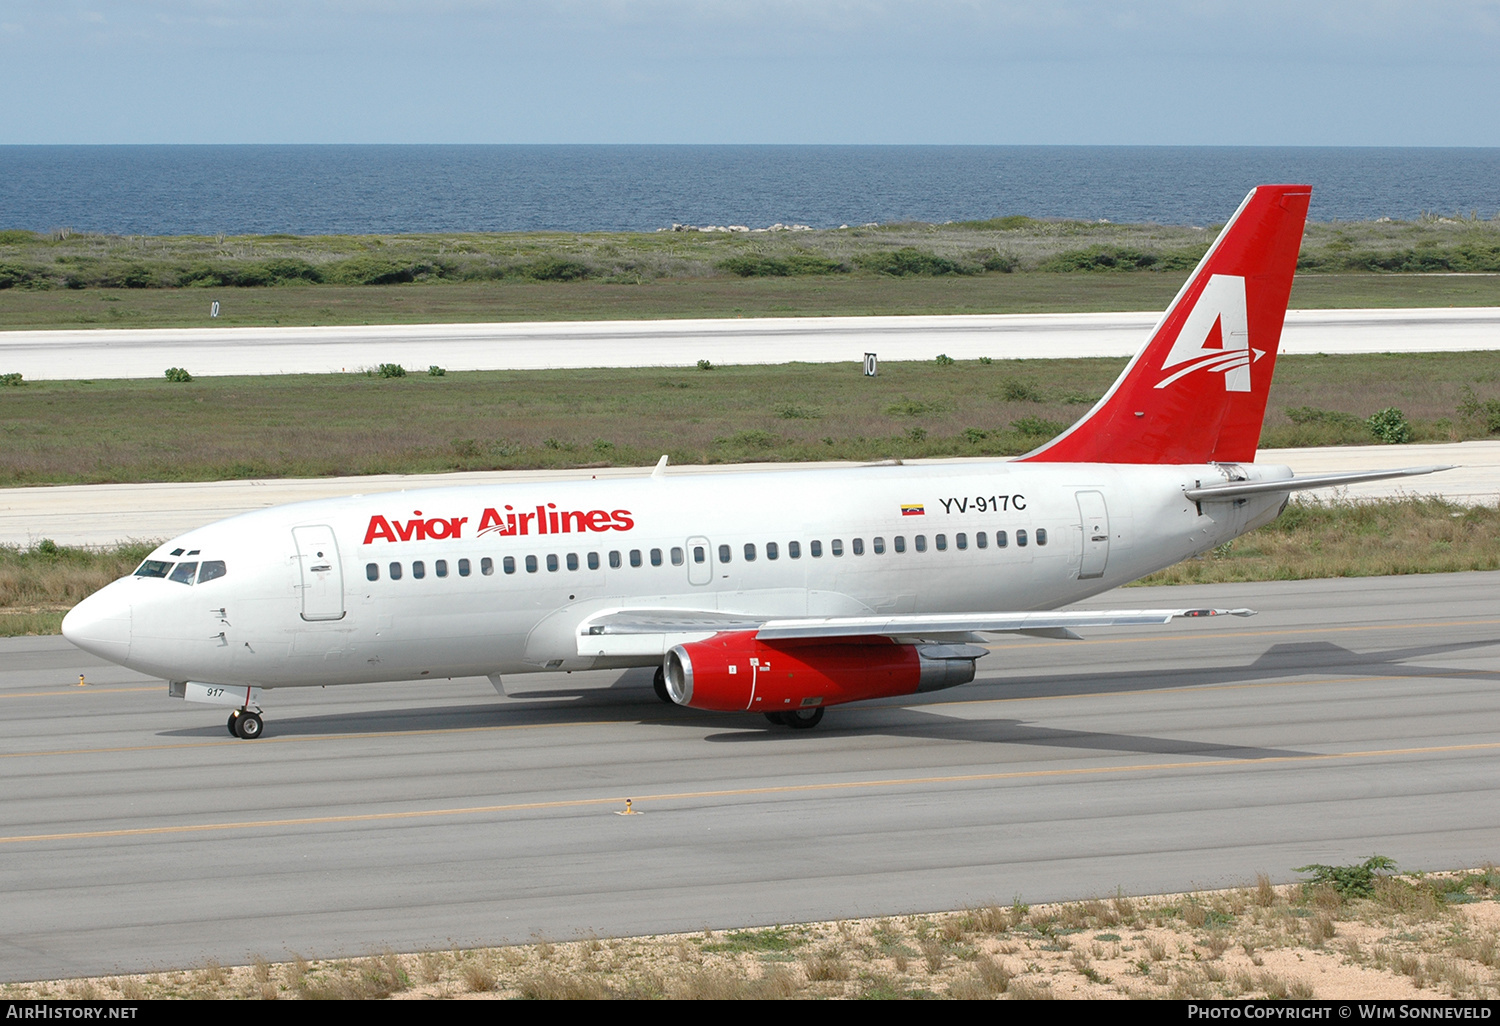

{"left": 1, "top": 441, "right": 1494, "bottom": 549}
{"left": 2, "top": 307, "right": 1498, "bottom": 380}
{"left": 4, "top": 570, "right": 1499, "bottom": 982}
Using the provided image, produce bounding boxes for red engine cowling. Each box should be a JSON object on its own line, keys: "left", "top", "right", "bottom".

{"left": 663, "top": 630, "right": 986, "bottom": 714}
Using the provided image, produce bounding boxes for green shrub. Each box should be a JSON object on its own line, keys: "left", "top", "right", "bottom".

{"left": 1295, "top": 856, "right": 1397, "bottom": 898}
{"left": 999, "top": 378, "right": 1044, "bottom": 403}
{"left": 0, "top": 229, "right": 41, "bottom": 244}
{"left": 1011, "top": 416, "right": 1066, "bottom": 437}
{"left": 520, "top": 258, "right": 591, "bottom": 282}
{"left": 428, "top": 365, "right": 445, "bottom": 376}
{"left": 717, "top": 254, "right": 846, "bottom": 277}
{"left": 326, "top": 258, "right": 424, "bottom": 285}
{"left": 377, "top": 363, "right": 406, "bottom": 379}
{"left": 0, "top": 263, "right": 46, "bottom": 289}
{"left": 962, "top": 427, "right": 989, "bottom": 443}
{"left": 1, "top": 372, "right": 22, "bottom": 386}
{"left": 935, "top": 353, "right": 955, "bottom": 366}
{"left": 1458, "top": 386, "right": 1500, "bottom": 434}
{"left": 164, "top": 367, "right": 192, "bottom": 383}
{"left": 696, "top": 359, "right": 714, "bottom": 371}
{"left": 1367, "top": 407, "right": 1412, "bottom": 444}
{"left": 855, "top": 248, "right": 973, "bottom": 276}
{"left": 1039, "top": 246, "right": 1203, "bottom": 272}
{"left": 979, "top": 356, "right": 993, "bottom": 365}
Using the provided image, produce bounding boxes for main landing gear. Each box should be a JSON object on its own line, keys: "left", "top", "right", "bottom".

{"left": 765, "top": 707, "right": 824, "bottom": 730}
{"left": 227, "top": 709, "right": 264, "bottom": 739}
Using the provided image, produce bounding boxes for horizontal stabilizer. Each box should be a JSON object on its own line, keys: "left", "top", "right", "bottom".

{"left": 1184, "top": 465, "right": 1453, "bottom": 502}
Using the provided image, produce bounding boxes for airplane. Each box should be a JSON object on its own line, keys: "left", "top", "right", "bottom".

{"left": 62, "top": 184, "right": 1449, "bottom": 739}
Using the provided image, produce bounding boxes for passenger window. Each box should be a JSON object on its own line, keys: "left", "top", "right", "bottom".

{"left": 832, "top": 539, "right": 844, "bottom": 557}
{"left": 956, "top": 533, "right": 967, "bottom": 550}
{"left": 718, "top": 544, "right": 731, "bottom": 563}
{"left": 1017, "top": 530, "right": 1028, "bottom": 547}
{"left": 547, "top": 554, "right": 559, "bottom": 572}
{"left": 458, "top": 558, "right": 471, "bottom": 577}
{"left": 630, "top": 549, "right": 642, "bottom": 568}
{"left": 851, "top": 538, "right": 863, "bottom": 555}
{"left": 526, "top": 555, "right": 538, "bottom": 573}
{"left": 564, "top": 553, "right": 577, "bottom": 570}
{"left": 1037, "top": 528, "right": 1048, "bottom": 546}
{"left": 996, "top": 531, "right": 1007, "bottom": 548}
{"left": 873, "top": 537, "right": 886, "bottom": 554}
{"left": 412, "top": 560, "right": 426, "bottom": 579}
{"left": 366, "top": 562, "right": 379, "bottom": 582}
{"left": 935, "top": 534, "right": 946, "bottom": 551}
{"left": 670, "top": 547, "right": 684, "bottom": 566}
{"left": 198, "top": 560, "right": 227, "bottom": 583}
{"left": 766, "top": 542, "right": 779, "bottom": 560}
{"left": 390, "top": 562, "right": 403, "bottom": 580}
{"left": 810, "top": 540, "right": 822, "bottom": 557}
{"left": 610, "top": 550, "right": 622, "bottom": 569}
{"left": 499, "top": 557, "right": 512, "bottom": 575}
{"left": 588, "top": 552, "right": 600, "bottom": 570}
{"left": 744, "top": 543, "right": 756, "bottom": 562}
{"left": 435, "top": 559, "right": 448, "bottom": 578}
{"left": 914, "top": 536, "right": 927, "bottom": 553}
{"left": 788, "top": 540, "right": 801, "bottom": 559}
{"left": 134, "top": 560, "right": 172, "bottom": 578}
{"left": 693, "top": 546, "right": 706, "bottom": 564}
{"left": 650, "top": 548, "right": 663, "bottom": 567}
{"left": 893, "top": 537, "right": 905, "bottom": 553}
{"left": 169, "top": 561, "right": 198, "bottom": 585}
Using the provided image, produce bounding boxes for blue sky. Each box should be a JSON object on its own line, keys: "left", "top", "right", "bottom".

{"left": 4, "top": 1, "right": 1498, "bottom": 145}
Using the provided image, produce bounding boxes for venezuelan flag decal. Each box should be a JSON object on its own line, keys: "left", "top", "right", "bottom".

{"left": 900, "top": 504, "right": 925, "bottom": 516}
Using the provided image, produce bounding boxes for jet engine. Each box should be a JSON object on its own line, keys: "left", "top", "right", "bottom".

{"left": 663, "top": 630, "right": 987, "bottom": 714}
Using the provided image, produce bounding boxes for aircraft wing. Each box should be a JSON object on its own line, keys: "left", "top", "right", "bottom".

{"left": 1185, "top": 465, "right": 1453, "bottom": 501}
{"left": 577, "top": 607, "right": 1253, "bottom": 657}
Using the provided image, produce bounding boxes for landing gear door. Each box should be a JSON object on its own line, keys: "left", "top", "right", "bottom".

{"left": 292, "top": 524, "right": 346, "bottom": 621}
{"left": 686, "top": 536, "right": 713, "bottom": 586}
{"left": 1076, "top": 491, "right": 1109, "bottom": 580}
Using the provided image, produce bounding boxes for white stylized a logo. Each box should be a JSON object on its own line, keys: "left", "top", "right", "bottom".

{"left": 1154, "top": 274, "right": 1260, "bottom": 393}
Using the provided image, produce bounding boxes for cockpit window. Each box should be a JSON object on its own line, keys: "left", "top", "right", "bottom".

{"left": 169, "top": 561, "right": 198, "bottom": 585}
{"left": 198, "top": 560, "right": 227, "bottom": 583}
{"left": 134, "top": 560, "right": 173, "bottom": 578}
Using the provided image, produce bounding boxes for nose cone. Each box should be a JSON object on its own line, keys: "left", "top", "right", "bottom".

{"left": 62, "top": 581, "right": 133, "bottom": 664}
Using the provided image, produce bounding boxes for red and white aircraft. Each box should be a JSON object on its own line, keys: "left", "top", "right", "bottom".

{"left": 63, "top": 185, "right": 1447, "bottom": 738}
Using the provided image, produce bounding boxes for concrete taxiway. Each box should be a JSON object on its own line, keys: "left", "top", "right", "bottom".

{"left": 2, "top": 571, "right": 1498, "bottom": 982}
{"left": 2, "top": 307, "right": 1498, "bottom": 380}
{"left": 1, "top": 441, "right": 1495, "bottom": 549}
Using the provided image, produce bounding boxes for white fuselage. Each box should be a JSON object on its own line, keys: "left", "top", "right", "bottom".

{"left": 64, "top": 459, "right": 1289, "bottom": 690}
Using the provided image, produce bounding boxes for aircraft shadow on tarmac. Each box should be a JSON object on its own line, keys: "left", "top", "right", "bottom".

{"left": 157, "top": 638, "right": 1500, "bottom": 757}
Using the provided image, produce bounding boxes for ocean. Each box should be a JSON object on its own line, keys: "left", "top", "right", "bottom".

{"left": 2, "top": 145, "right": 1497, "bottom": 236}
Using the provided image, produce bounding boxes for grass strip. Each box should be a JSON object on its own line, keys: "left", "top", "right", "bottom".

{"left": 2, "top": 353, "right": 1499, "bottom": 486}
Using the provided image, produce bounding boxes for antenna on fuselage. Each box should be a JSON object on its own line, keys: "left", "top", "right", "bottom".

{"left": 651, "top": 454, "right": 668, "bottom": 480}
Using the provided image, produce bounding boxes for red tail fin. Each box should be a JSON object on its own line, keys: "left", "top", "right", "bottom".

{"left": 1019, "top": 184, "right": 1310, "bottom": 465}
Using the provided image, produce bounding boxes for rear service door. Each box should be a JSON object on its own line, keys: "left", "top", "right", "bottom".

{"left": 292, "top": 525, "right": 346, "bottom": 621}
{"left": 1076, "top": 491, "right": 1110, "bottom": 580}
